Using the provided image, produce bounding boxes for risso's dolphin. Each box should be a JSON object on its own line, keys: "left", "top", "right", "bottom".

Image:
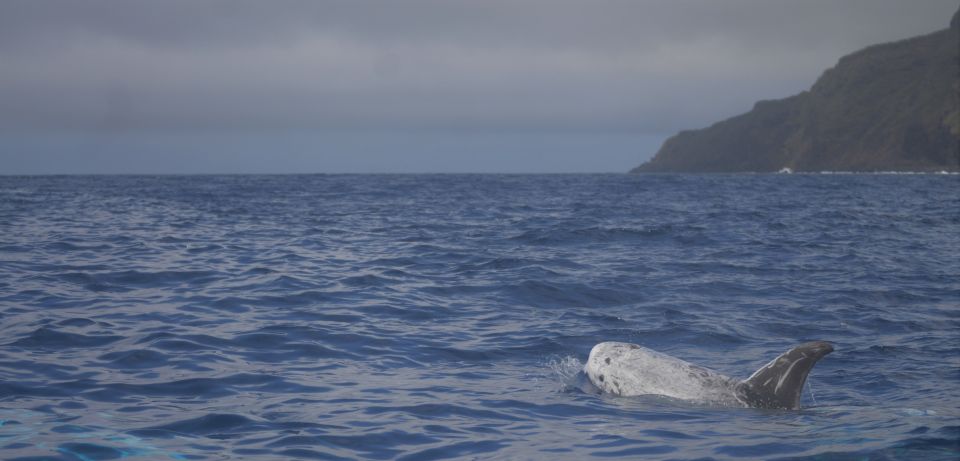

{"left": 584, "top": 341, "right": 833, "bottom": 409}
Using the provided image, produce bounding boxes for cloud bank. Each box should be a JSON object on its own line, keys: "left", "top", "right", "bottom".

{"left": 1, "top": 0, "right": 956, "bottom": 135}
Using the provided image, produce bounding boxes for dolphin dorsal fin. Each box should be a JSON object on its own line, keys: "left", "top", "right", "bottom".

{"left": 735, "top": 341, "right": 833, "bottom": 409}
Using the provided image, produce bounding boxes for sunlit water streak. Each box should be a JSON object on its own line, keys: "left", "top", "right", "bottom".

{"left": 0, "top": 174, "right": 957, "bottom": 460}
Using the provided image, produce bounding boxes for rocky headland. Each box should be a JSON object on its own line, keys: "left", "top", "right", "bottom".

{"left": 632, "top": 7, "right": 960, "bottom": 173}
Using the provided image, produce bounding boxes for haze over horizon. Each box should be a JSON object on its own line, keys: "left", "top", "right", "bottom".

{"left": 1, "top": 0, "right": 956, "bottom": 174}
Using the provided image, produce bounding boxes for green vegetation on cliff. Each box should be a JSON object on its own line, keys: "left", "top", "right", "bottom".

{"left": 632, "top": 8, "right": 960, "bottom": 173}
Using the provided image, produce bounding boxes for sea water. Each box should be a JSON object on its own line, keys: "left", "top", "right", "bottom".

{"left": 0, "top": 174, "right": 957, "bottom": 460}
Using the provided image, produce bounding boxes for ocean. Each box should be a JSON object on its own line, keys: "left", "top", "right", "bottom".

{"left": 0, "top": 174, "right": 957, "bottom": 460}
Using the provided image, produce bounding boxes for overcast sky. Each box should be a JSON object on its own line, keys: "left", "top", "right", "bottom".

{"left": 1, "top": 0, "right": 956, "bottom": 173}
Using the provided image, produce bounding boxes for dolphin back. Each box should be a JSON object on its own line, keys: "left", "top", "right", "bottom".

{"left": 735, "top": 341, "right": 834, "bottom": 410}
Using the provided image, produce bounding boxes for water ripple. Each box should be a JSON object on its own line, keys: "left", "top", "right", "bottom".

{"left": 0, "top": 174, "right": 957, "bottom": 460}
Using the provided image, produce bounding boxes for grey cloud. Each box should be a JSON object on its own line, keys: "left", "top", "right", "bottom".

{"left": 0, "top": 0, "right": 956, "bottom": 134}
{"left": 2, "top": 0, "right": 951, "bottom": 51}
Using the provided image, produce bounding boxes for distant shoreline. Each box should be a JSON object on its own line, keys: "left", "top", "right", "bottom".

{"left": 632, "top": 8, "right": 960, "bottom": 174}
{"left": 2, "top": 171, "right": 958, "bottom": 177}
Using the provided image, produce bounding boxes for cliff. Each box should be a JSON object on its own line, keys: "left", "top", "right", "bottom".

{"left": 632, "top": 8, "right": 960, "bottom": 173}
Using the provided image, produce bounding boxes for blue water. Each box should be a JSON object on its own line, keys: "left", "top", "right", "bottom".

{"left": 0, "top": 174, "right": 957, "bottom": 460}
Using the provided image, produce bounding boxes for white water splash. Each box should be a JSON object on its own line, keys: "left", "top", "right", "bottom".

{"left": 545, "top": 355, "right": 586, "bottom": 392}
{"left": 806, "top": 377, "right": 818, "bottom": 406}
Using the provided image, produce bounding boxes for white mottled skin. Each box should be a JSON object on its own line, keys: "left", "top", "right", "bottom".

{"left": 584, "top": 342, "right": 746, "bottom": 407}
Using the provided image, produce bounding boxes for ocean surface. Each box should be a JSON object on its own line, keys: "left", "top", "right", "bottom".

{"left": 0, "top": 174, "right": 957, "bottom": 461}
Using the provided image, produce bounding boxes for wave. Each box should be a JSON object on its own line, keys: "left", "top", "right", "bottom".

{"left": 0, "top": 174, "right": 956, "bottom": 460}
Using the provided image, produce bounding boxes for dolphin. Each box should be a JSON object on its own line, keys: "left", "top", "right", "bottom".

{"left": 584, "top": 341, "right": 833, "bottom": 409}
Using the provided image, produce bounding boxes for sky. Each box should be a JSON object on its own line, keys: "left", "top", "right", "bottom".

{"left": 1, "top": 0, "right": 957, "bottom": 174}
